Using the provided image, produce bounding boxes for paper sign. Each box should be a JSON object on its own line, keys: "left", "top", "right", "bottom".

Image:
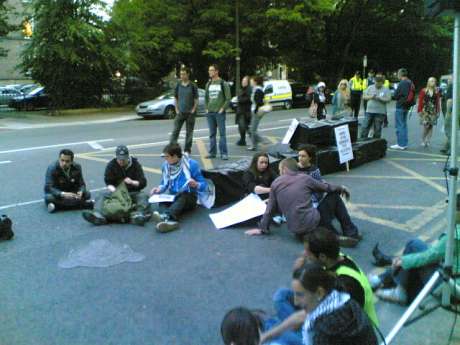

{"left": 209, "top": 194, "right": 267, "bottom": 229}
{"left": 149, "top": 194, "right": 175, "bottom": 203}
{"left": 282, "top": 118, "right": 299, "bottom": 144}
{"left": 334, "top": 125, "right": 354, "bottom": 164}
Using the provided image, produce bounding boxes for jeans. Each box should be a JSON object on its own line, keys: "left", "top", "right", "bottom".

{"left": 250, "top": 112, "right": 263, "bottom": 148}
{"left": 170, "top": 112, "right": 196, "bottom": 153}
{"left": 379, "top": 239, "right": 437, "bottom": 303}
{"left": 444, "top": 99, "right": 453, "bottom": 151}
{"left": 350, "top": 91, "right": 362, "bottom": 118}
{"left": 317, "top": 192, "right": 358, "bottom": 237}
{"left": 44, "top": 191, "right": 91, "bottom": 210}
{"left": 395, "top": 107, "right": 408, "bottom": 147}
{"left": 360, "top": 112, "right": 385, "bottom": 139}
{"left": 206, "top": 112, "right": 228, "bottom": 155}
{"left": 94, "top": 191, "right": 151, "bottom": 218}
{"left": 157, "top": 192, "right": 197, "bottom": 221}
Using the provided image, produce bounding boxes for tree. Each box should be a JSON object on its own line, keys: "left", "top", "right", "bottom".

{"left": 21, "top": 0, "right": 123, "bottom": 109}
{"left": 0, "top": 0, "right": 15, "bottom": 57}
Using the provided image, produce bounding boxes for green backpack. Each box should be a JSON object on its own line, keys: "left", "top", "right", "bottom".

{"left": 101, "top": 183, "right": 133, "bottom": 221}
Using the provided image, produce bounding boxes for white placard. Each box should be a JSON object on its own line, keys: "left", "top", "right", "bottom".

{"left": 281, "top": 118, "right": 299, "bottom": 144}
{"left": 209, "top": 193, "right": 267, "bottom": 229}
{"left": 334, "top": 124, "right": 354, "bottom": 164}
{"left": 149, "top": 194, "right": 175, "bottom": 203}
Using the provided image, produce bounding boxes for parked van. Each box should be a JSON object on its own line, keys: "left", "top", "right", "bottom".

{"left": 263, "top": 79, "right": 293, "bottom": 109}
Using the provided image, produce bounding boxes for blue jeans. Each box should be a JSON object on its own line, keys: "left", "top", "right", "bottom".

{"left": 206, "top": 112, "right": 228, "bottom": 155}
{"left": 395, "top": 107, "right": 408, "bottom": 147}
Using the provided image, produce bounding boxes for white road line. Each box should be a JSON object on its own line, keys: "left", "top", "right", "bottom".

{"left": 87, "top": 141, "right": 105, "bottom": 150}
{"left": 0, "top": 139, "right": 114, "bottom": 154}
{"left": 0, "top": 160, "right": 12, "bottom": 165}
{"left": 0, "top": 187, "right": 107, "bottom": 211}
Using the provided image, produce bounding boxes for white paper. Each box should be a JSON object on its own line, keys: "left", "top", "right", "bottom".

{"left": 209, "top": 193, "right": 267, "bottom": 229}
{"left": 281, "top": 118, "right": 299, "bottom": 144}
{"left": 334, "top": 124, "right": 354, "bottom": 164}
{"left": 149, "top": 194, "right": 175, "bottom": 203}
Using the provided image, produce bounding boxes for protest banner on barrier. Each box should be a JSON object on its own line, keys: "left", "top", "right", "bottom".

{"left": 334, "top": 124, "right": 354, "bottom": 170}
{"left": 282, "top": 118, "right": 299, "bottom": 144}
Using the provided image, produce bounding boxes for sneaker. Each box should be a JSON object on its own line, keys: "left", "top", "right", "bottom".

{"left": 247, "top": 147, "right": 256, "bottom": 151}
{"left": 47, "top": 202, "right": 56, "bottom": 213}
{"left": 390, "top": 144, "right": 407, "bottom": 150}
{"left": 272, "top": 215, "right": 283, "bottom": 225}
{"left": 205, "top": 154, "right": 216, "bottom": 159}
{"left": 130, "top": 213, "right": 146, "bottom": 226}
{"left": 221, "top": 154, "right": 229, "bottom": 160}
{"left": 83, "top": 199, "right": 95, "bottom": 209}
{"left": 156, "top": 220, "right": 179, "bottom": 233}
{"left": 337, "top": 235, "right": 359, "bottom": 248}
{"left": 421, "top": 141, "right": 427, "bottom": 147}
{"left": 376, "top": 286, "right": 408, "bottom": 305}
{"left": 151, "top": 211, "right": 167, "bottom": 223}
{"left": 82, "top": 211, "right": 107, "bottom": 226}
{"left": 236, "top": 140, "right": 246, "bottom": 146}
{"left": 368, "top": 274, "right": 383, "bottom": 290}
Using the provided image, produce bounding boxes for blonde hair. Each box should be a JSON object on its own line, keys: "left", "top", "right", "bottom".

{"left": 426, "top": 77, "right": 437, "bottom": 90}
{"left": 337, "top": 79, "right": 350, "bottom": 97}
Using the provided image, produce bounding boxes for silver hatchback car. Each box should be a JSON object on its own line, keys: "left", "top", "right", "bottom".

{"left": 136, "top": 88, "right": 206, "bottom": 119}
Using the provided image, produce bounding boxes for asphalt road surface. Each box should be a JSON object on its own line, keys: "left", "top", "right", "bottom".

{"left": 0, "top": 105, "right": 458, "bottom": 345}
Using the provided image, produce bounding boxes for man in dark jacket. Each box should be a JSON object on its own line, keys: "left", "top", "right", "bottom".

{"left": 44, "top": 149, "right": 92, "bottom": 213}
{"left": 391, "top": 68, "right": 413, "bottom": 150}
{"left": 82, "top": 145, "right": 151, "bottom": 226}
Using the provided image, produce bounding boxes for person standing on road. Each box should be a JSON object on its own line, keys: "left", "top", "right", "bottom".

{"left": 44, "top": 149, "right": 93, "bottom": 213}
{"left": 391, "top": 68, "right": 414, "bottom": 150}
{"left": 417, "top": 77, "right": 441, "bottom": 147}
{"left": 205, "top": 64, "right": 231, "bottom": 160}
{"left": 313, "top": 82, "right": 327, "bottom": 120}
{"left": 331, "top": 79, "right": 351, "bottom": 119}
{"left": 363, "top": 70, "right": 375, "bottom": 112}
{"left": 248, "top": 76, "right": 265, "bottom": 151}
{"left": 170, "top": 67, "right": 199, "bottom": 154}
{"left": 441, "top": 79, "right": 453, "bottom": 155}
{"left": 235, "top": 76, "right": 252, "bottom": 146}
{"left": 360, "top": 75, "right": 391, "bottom": 139}
{"left": 349, "top": 71, "right": 365, "bottom": 119}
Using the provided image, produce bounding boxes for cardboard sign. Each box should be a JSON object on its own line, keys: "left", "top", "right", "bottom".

{"left": 334, "top": 125, "right": 354, "bottom": 164}
{"left": 282, "top": 118, "right": 299, "bottom": 144}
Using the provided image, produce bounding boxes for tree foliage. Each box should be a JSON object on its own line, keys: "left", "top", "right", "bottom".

{"left": 0, "top": 0, "right": 15, "bottom": 57}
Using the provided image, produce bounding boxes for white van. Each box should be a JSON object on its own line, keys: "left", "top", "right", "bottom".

{"left": 263, "top": 79, "right": 293, "bottom": 110}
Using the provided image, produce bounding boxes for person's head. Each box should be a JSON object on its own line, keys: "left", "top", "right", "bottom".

{"left": 241, "top": 76, "right": 250, "bottom": 88}
{"left": 427, "top": 77, "right": 437, "bottom": 89}
{"left": 221, "top": 307, "right": 261, "bottom": 345}
{"left": 303, "top": 227, "right": 340, "bottom": 265}
{"left": 279, "top": 158, "right": 298, "bottom": 175}
{"left": 375, "top": 75, "right": 384, "bottom": 88}
{"left": 355, "top": 71, "right": 361, "bottom": 78}
{"left": 179, "top": 67, "right": 190, "bottom": 82}
{"left": 292, "top": 262, "right": 337, "bottom": 312}
{"left": 249, "top": 152, "right": 269, "bottom": 175}
{"left": 208, "top": 64, "right": 219, "bottom": 79}
{"left": 115, "top": 145, "right": 130, "bottom": 168}
{"left": 162, "top": 143, "right": 182, "bottom": 165}
{"left": 397, "top": 68, "right": 408, "bottom": 80}
{"left": 297, "top": 144, "right": 317, "bottom": 168}
{"left": 368, "top": 70, "right": 375, "bottom": 77}
{"left": 317, "top": 81, "right": 326, "bottom": 92}
{"left": 338, "top": 79, "right": 348, "bottom": 91}
{"left": 58, "top": 149, "right": 74, "bottom": 170}
{"left": 250, "top": 76, "right": 264, "bottom": 87}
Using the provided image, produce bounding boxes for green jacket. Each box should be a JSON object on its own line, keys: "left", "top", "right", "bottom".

{"left": 205, "top": 79, "right": 231, "bottom": 113}
{"left": 402, "top": 225, "right": 460, "bottom": 277}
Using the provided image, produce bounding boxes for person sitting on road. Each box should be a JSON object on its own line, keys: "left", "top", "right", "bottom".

{"left": 44, "top": 149, "right": 93, "bottom": 213}
{"left": 245, "top": 158, "right": 351, "bottom": 242}
{"left": 82, "top": 145, "right": 150, "bottom": 226}
{"left": 221, "top": 307, "right": 264, "bottom": 345}
{"left": 150, "top": 143, "right": 208, "bottom": 233}
{"left": 243, "top": 152, "right": 278, "bottom": 200}
{"left": 297, "top": 144, "right": 361, "bottom": 245}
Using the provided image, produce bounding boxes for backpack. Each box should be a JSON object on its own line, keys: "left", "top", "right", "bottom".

{"left": 101, "top": 183, "right": 134, "bottom": 221}
{"left": 0, "top": 215, "right": 14, "bottom": 241}
{"left": 405, "top": 82, "right": 416, "bottom": 108}
{"left": 205, "top": 79, "right": 229, "bottom": 100}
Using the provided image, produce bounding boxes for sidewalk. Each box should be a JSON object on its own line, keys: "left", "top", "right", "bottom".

{"left": 0, "top": 107, "right": 138, "bottom": 130}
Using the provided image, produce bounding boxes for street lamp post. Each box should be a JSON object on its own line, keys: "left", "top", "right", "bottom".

{"left": 235, "top": 0, "right": 241, "bottom": 96}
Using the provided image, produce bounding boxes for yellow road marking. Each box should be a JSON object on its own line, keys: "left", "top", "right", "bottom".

{"left": 196, "top": 139, "right": 213, "bottom": 170}
{"left": 388, "top": 149, "right": 445, "bottom": 158}
{"left": 346, "top": 203, "right": 412, "bottom": 232}
{"left": 265, "top": 136, "right": 279, "bottom": 144}
{"left": 332, "top": 175, "right": 444, "bottom": 181}
{"left": 351, "top": 203, "right": 434, "bottom": 210}
{"left": 386, "top": 157, "right": 447, "bottom": 162}
{"left": 405, "top": 199, "right": 446, "bottom": 231}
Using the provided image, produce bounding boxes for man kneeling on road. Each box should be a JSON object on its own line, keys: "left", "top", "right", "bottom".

{"left": 82, "top": 145, "right": 151, "bottom": 226}
{"left": 150, "top": 143, "right": 208, "bottom": 233}
{"left": 245, "top": 158, "right": 357, "bottom": 246}
{"left": 44, "top": 149, "right": 93, "bottom": 213}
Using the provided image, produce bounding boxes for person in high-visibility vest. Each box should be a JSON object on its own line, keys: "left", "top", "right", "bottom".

{"left": 349, "top": 71, "right": 365, "bottom": 118}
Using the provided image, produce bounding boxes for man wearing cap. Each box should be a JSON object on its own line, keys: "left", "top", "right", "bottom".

{"left": 82, "top": 145, "right": 150, "bottom": 226}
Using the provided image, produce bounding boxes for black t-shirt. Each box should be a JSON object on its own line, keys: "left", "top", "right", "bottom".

{"left": 242, "top": 168, "right": 278, "bottom": 199}
{"left": 330, "top": 256, "right": 365, "bottom": 307}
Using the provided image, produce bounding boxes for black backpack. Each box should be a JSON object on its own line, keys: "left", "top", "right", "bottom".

{"left": 0, "top": 215, "right": 14, "bottom": 241}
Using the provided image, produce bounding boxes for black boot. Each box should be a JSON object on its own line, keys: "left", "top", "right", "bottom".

{"left": 0, "top": 215, "right": 14, "bottom": 241}
{"left": 372, "top": 243, "right": 393, "bottom": 267}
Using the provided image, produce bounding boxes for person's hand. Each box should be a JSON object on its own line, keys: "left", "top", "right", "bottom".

{"left": 218, "top": 108, "right": 224, "bottom": 114}
{"left": 150, "top": 187, "right": 161, "bottom": 195}
{"left": 124, "top": 177, "right": 134, "bottom": 185}
{"left": 188, "top": 179, "right": 198, "bottom": 188}
{"left": 245, "top": 228, "right": 263, "bottom": 236}
{"left": 107, "top": 185, "right": 116, "bottom": 193}
{"left": 392, "top": 257, "right": 402, "bottom": 269}
{"left": 293, "top": 256, "right": 306, "bottom": 271}
{"left": 254, "top": 186, "right": 269, "bottom": 194}
{"left": 340, "top": 186, "right": 350, "bottom": 201}
{"left": 175, "top": 107, "right": 179, "bottom": 114}
{"left": 62, "top": 192, "right": 76, "bottom": 199}
{"left": 76, "top": 191, "right": 83, "bottom": 199}
{"left": 260, "top": 332, "right": 270, "bottom": 344}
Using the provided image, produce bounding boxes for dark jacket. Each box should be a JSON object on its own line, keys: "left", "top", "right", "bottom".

{"left": 104, "top": 157, "right": 147, "bottom": 193}
{"left": 252, "top": 87, "right": 265, "bottom": 114}
{"left": 237, "top": 85, "right": 252, "bottom": 114}
{"left": 313, "top": 92, "right": 327, "bottom": 116}
{"left": 44, "top": 161, "right": 87, "bottom": 197}
{"left": 243, "top": 168, "right": 278, "bottom": 199}
{"left": 259, "top": 170, "right": 343, "bottom": 234}
{"left": 394, "top": 78, "right": 412, "bottom": 109}
{"left": 312, "top": 299, "right": 377, "bottom": 345}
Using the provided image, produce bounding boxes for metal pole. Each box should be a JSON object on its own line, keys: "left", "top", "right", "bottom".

{"left": 443, "top": 11, "right": 460, "bottom": 306}
{"left": 235, "top": 0, "right": 241, "bottom": 96}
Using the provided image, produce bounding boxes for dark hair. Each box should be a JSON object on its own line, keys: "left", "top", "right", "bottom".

{"left": 162, "top": 143, "right": 182, "bottom": 158}
{"left": 279, "top": 158, "right": 298, "bottom": 172}
{"left": 299, "top": 262, "right": 336, "bottom": 294}
{"left": 221, "top": 307, "right": 261, "bottom": 345}
{"left": 297, "top": 144, "right": 317, "bottom": 164}
{"left": 305, "top": 227, "right": 340, "bottom": 260}
{"left": 249, "top": 152, "right": 269, "bottom": 176}
{"left": 375, "top": 76, "right": 384, "bottom": 83}
{"left": 355, "top": 71, "right": 361, "bottom": 76}
{"left": 398, "top": 68, "right": 408, "bottom": 77}
{"left": 59, "top": 149, "right": 74, "bottom": 161}
{"left": 252, "top": 76, "right": 264, "bottom": 86}
{"left": 210, "top": 64, "right": 220, "bottom": 72}
{"left": 180, "top": 66, "right": 190, "bottom": 75}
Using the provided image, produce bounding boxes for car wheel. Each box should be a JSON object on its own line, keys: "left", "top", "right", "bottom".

{"left": 284, "top": 100, "right": 292, "bottom": 110}
{"left": 164, "top": 106, "right": 176, "bottom": 119}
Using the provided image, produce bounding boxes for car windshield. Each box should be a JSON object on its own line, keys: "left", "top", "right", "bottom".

{"left": 28, "top": 87, "right": 44, "bottom": 96}
{"left": 156, "top": 91, "right": 174, "bottom": 100}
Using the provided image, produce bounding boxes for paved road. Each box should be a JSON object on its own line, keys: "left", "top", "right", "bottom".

{"left": 0, "top": 105, "right": 458, "bottom": 345}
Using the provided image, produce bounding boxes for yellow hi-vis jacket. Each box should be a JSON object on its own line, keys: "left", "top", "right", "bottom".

{"left": 349, "top": 76, "right": 365, "bottom": 92}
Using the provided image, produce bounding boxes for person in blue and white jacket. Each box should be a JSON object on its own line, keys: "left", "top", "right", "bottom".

{"left": 150, "top": 143, "right": 211, "bottom": 233}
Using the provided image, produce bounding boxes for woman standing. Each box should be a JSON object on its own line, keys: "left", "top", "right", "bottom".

{"left": 248, "top": 76, "right": 265, "bottom": 151}
{"left": 243, "top": 152, "right": 278, "bottom": 200}
{"left": 331, "top": 79, "right": 351, "bottom": 119}
{"left": 236, "top": 76, "right": 252, "bottom": 146}
{"left": 313, "top": 82, "right": 327, "bottom": 120}
{"left": 418, "top": 77, "right": 441, "bottom": 147}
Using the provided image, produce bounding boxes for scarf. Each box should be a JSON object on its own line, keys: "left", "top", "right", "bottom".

{"left": 163, "top": 154, "right": 192, "bottom": 193}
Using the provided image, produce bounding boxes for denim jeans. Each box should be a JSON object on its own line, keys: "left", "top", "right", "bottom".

{"left": 250, "top": 112, "right": 263, "bottom": 149}
{"left": 206, "top": 112, "right": 228, "bottom": 155}
{"left": 395, "top": 107, "right": 408, "bottom": 147}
